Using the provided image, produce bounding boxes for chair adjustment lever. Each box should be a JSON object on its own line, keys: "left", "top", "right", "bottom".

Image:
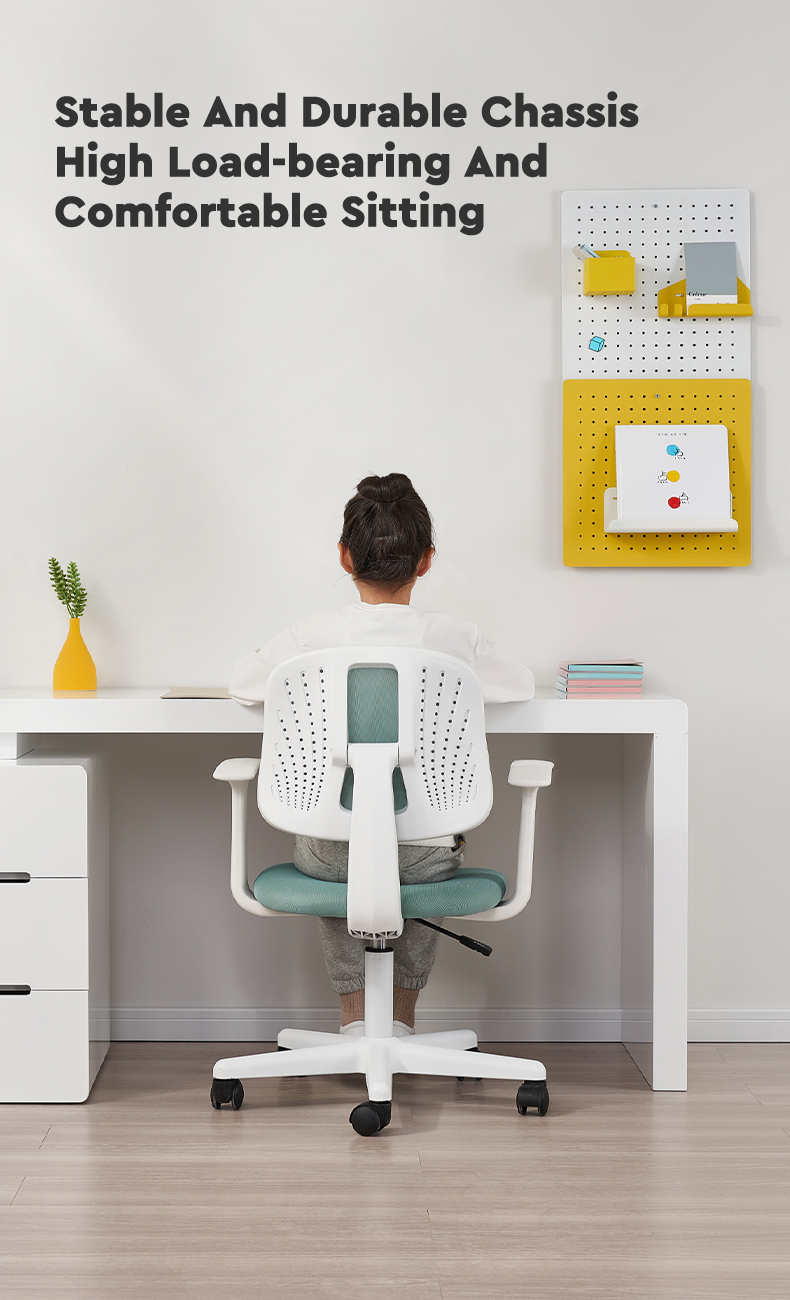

{"left": 413, "top": 917, "right": 493, "bottom": 957}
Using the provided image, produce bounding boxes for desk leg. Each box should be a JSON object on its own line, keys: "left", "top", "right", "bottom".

{"left": 622, "top": 732, "right": 688, "bottom": 1091}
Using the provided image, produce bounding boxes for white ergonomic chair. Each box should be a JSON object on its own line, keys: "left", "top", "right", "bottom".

{"left": 212, "top": 647, "right": 552, "bottom": 1135}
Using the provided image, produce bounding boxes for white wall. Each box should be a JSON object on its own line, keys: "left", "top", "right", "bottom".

{"left": 3, "top": 1, "right": 790, "bottom": 1034}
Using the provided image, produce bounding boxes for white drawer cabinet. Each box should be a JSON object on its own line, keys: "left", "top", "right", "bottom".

{"left": 0, "top": 764, "right": 88, "bottom": 876}
{"left": 0, "top": 878, "right": 89, "bottom": 988}
{"left": 0, "top": 752, "right": 108, "bottom": 1102}
{"left": 0, "top": 991, "right": 94, "bottom": 1103}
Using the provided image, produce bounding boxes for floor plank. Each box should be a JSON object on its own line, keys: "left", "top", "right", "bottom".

{"left": 0, "top": 1042, "right": 788, "bottom": 1299}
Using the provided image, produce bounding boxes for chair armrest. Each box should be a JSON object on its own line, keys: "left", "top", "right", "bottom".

{"left": 214, "top": 757, "right": 261, "bottom": 783}
{"left": 214, "top": 756, "right": 283, "bottom": 918}
{"left": 508, "top": 759, "right": 553, "bottom": 789}
{"left": 450, "top": 758, "right": 553, "bottom": 924}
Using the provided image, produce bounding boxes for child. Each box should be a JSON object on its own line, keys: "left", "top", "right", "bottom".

{"left": 230, "top": 473, "right": 534, "bottom": 1035}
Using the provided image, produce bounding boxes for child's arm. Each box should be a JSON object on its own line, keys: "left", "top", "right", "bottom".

{"left": 471, "top": 631, "right": 535, "bottom": 703}
{"left": 229, "top": 626, "right": 302, "bottom": 705}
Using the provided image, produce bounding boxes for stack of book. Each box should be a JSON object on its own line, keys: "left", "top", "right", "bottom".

{"left": 556, "top": 660, "right": 643, "bottom": 698}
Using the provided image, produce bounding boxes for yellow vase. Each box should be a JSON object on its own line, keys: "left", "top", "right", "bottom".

{"left": 53, "top": 618, "right": 97, "bottom": 691}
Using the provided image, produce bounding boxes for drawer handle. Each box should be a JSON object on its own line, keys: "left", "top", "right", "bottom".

{"left": 0, "top": 985, "right": 32, "bottom": 995}
{"left": 0, "top": 872, "right": 31, "bottom": 883}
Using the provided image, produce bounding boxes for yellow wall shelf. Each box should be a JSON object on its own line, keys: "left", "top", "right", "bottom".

{"left": 562, "top": 378, "right": 751, "bottom": 567}
{"left": 658, "top": 277, "right": 753, "bottom": 318}
{"left": 583, "top": 251, "right": 636, "bottom": 296}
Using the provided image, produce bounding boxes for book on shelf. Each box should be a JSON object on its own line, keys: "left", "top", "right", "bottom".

{"left": 559, "top": 660, "right": 643, "bottom": 673}
{"left": 556, "top": 681, "right": 642, "bottom": 696}
{"left": 558, "top": 670, "right": 643, "bottom": 681}
{"left": 555, "top": 658, "right": 644, "bottom": 698}
{"left": 558, "top": 683, "right": 643, "bottom": 690}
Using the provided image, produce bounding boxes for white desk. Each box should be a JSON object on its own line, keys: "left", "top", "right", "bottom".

{"left": 0, "top": 688, "right": 688, "bottom": 1091}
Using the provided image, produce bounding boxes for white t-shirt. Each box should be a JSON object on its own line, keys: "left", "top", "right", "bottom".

{"left": 230, "top": 602, "right": 535, "bottom": 705}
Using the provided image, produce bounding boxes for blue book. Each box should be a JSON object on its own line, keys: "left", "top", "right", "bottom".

{"left": 559, "top": 669, "right": 643, "bottom": 679}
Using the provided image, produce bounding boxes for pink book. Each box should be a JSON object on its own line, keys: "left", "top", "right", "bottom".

{"left": 558, "top": 678, "right": 643, "bottom": 688}
{"left": 562, "top": 690, "right": 643, "bottom": 696}
{"left": 557, "top": 683, "right": 642, "bottom": 695}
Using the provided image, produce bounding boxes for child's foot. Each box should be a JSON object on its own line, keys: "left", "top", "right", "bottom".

{"left": 339, "top": 1020, "right": 365, "bottom": 1037}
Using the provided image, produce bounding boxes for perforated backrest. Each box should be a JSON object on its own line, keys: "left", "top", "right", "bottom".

{"left": 258, "top": 646, "right": 493, "bottom": 842}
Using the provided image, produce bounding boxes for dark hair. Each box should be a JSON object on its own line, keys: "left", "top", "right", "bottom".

{"left": 340, "top": 473, "right": 434, "bottom": 591}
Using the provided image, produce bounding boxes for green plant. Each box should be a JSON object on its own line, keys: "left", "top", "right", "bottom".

{"left": 49, "top": 558, "right": 88, "bottom": 618}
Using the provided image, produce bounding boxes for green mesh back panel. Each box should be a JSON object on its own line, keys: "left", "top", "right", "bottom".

{"left": 253, "top": 864, "right": 508, "bottom": 918}
{"left": 347, "top": 666, "right": 398, "bottom": 742}
{"left": 341, "top": 665, "right": 407, "bottom": 812}
{"left": 392, "top": 768, "right": 407, "bottom": 811}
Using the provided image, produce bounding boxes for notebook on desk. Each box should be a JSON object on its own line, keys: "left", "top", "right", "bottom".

{"left": 160, "top": 687, "right": 232, "bottom": 699}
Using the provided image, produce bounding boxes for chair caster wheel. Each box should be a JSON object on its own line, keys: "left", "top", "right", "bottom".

{"left": 211, "top": 1078, "right": 244, "bottom": 1110}
{"left": 516, "top": 1080, "right": 549, "bottom": 1116}
{"left": 349, "top": 1100, "right": 391, "bottom": 1136}
{"left": 457, "top": 1046, "right": 482, "bottom": 1082}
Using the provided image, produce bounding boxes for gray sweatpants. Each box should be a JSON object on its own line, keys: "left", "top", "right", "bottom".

{"left": 293, "top": 835, "right": 464, "bottom": 994}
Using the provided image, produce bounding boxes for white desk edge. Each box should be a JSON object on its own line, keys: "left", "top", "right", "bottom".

{"left": 0, "top": 688, "right": 687, "bottom": 736}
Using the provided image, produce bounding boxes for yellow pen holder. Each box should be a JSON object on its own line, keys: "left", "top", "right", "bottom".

{"left": 658, "top": 277, "right": 753, "bottom": 318}
{"left": 583, "top": 251, "right": 636, "bottom": 296}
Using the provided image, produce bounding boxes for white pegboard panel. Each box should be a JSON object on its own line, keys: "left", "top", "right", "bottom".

{"left": 561, "top": 190, "right": 751, "bottom": 381}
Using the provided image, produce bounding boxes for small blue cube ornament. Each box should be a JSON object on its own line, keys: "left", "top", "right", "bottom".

{"left": 589, "top": 336, "right": 605, "bottom": 352}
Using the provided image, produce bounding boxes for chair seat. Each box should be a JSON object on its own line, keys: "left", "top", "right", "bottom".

{"left": 252, "top": 863, "right": 508, "bottom": 919}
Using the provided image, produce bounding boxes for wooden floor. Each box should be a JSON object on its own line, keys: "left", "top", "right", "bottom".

{"left": 1, "top": 1042, "right": 789, "bottom": 1298}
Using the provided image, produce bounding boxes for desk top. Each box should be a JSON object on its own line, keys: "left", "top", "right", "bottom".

{"left": 0, "top": 688, "right": 687, "bottom": 735}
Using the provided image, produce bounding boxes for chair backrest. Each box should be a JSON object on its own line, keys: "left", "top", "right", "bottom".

{"left": 258, "top": 646, "right": 493, "bottom": 843}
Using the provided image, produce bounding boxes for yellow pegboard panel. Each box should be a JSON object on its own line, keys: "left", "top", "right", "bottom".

{"left": 563, "top": 379, "right": 751, "bottom": 567}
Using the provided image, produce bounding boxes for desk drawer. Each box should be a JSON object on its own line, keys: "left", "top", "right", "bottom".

{"left": 0, "top": 766, "right": 87, "bottom": 877}
{"left": 0, "top": 877, "right": 88, "bottom": 987}
{"left": 0, "top": 990, "right": 90, "bottom": 1102}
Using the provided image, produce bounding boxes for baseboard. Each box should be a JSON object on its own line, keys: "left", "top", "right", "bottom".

{"left": 687, "top": 1009, "right": 790, "bottom": 1042}
{"left": 110, "top": 1006, "right": 790, "bottom": 1043}
{"left": 110, "top": 1006, "right": 623, "bottom": 1042}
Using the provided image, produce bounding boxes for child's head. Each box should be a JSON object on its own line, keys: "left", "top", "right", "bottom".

{"left": 339, "top": 473, "right": 434, "bottom": 599}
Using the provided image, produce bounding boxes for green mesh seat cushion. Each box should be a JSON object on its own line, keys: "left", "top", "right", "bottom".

{"left": 252, "top": 863, "right": 508, "bottom": 919}
{"left": 399, "top": 868, "right": 507, "bottom": 918}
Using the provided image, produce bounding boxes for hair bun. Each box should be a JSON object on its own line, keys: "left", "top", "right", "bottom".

{"left": 356, "top": 472, "right": 414, "bottom": 504}
{"left": 341, "top": 473, "right": 433, "bottom": 591}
